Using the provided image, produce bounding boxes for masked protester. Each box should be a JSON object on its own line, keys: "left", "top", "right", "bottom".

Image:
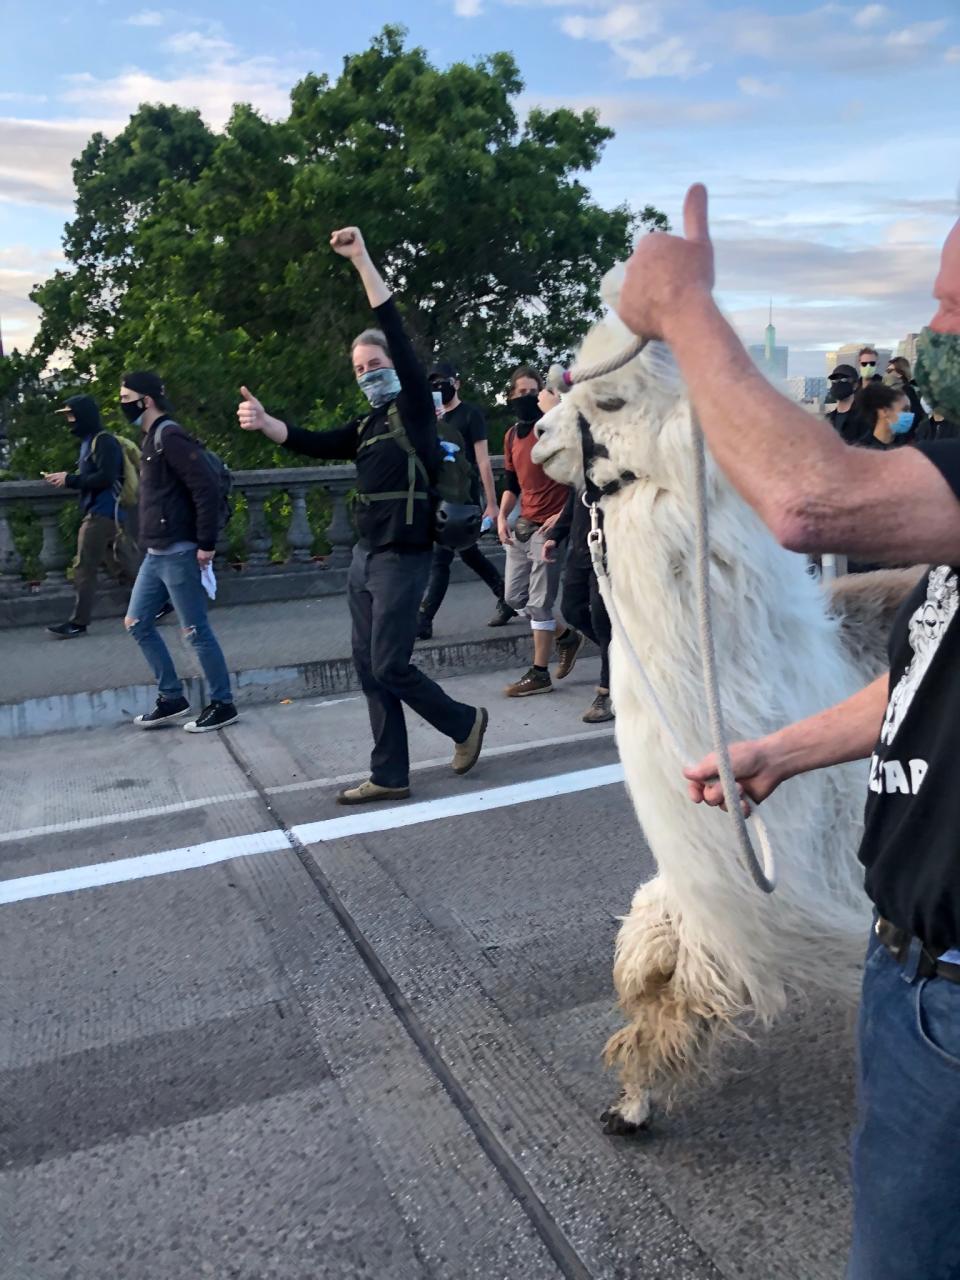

{"left": 497, "top": 368, "right": 583, "bottom": 698}
{"left": 856, "top": 345, "right": 884, "bottom": 391}
{"left": 43, "top": 394, "right": 141, "bottom": 639}
{"left": 825, "top": 364, "right": 866, "bottom": 443}
{"left": 883, "top": 356, "right": 926, "bottom": 438}
{"left": 237, "top": 227, "right": 487, "bottom": 804}
{"left": 415, "top": 358, "right": 512, "bottom": 639}
{"left": 122, "top": 370, "right": 238, "bottom": 734}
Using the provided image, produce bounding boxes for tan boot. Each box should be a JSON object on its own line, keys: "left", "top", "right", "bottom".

{"left": 504, "top": 667, "right": 553, "bottom": 697}
{"left": 452, "top": 707, "right": 489, "bottom": 775}
{"left": 336, "top": 779, "right": 411, "bottom": 806}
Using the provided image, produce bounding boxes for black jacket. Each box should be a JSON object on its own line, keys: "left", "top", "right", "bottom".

{"left": 62, "top": 395, "right": 123, "bottom": 518}
{"left": 138, "top": 416, "right": 220, "bottom": 551}
{"left": 279, "top": 297, "right": 440, "bottom": 551}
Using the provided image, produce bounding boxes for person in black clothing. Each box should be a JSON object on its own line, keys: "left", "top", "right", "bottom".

{"left": 43, "top": 394, "right": 141, "bottom": 638}
{"left": 824, "top": 364, "right": 866, "bottom": 443}
{"left": 416, "top": 359, "right": 513, "bottom": 639}
{"left": 237, "top": 227, "right": 488, "bottom": 804}
{"left": 543, "top": 482, "right": 615, "bottom": 723}
{"left": 918, "top": 405, "right": 960, "bottom": 442}
{"left": 856, "top": 383, "right": 913, "bottom": 451}
{"left": 123, "top": 370, "right": 238, "bottom": 733}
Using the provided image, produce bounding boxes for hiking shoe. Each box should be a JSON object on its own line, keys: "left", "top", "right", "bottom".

{"left": 337, "top": 779, "right": 411, "bottom": 805}
{"left": 504, "top": 667, "right": 553, "bottom": 697}
{"left": 487, "top": 599, "right": 517, "bottom": 627}
{"left": 134, "top": 695, "right": 191, "bottom": 729}
{"left": 582, "top": 691, "right": 615, "bottom": 723}
{"left": 156, "top": 601, "right": 175, "bottom": 621}
{"left": 416, "top": 613, "right": 433, "bottom": 641}
{"left": 452, "top": 707, "right": 489, "bottom": 775}
{"left": 555, "top": 628, "right": 586, "bottom": 680}
{"left": 184, "top": 701, "right": 240, "bottom": 733}
{"left": 47, "top": 622, "right": 87, "bottom": 639}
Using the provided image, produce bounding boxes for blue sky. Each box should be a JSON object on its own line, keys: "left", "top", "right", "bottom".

{"left": 2, "top": 0, "right": 959, "bottom": 374}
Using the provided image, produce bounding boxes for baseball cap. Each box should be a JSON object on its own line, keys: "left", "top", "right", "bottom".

{"left": 829, "top": 364, "right": 857, "bottom": 382}
{"left": 122, "top": 369, "right": 170, "bottom": 409}
{"left": 428, "top": 359, "right": 458, "bottom": 382}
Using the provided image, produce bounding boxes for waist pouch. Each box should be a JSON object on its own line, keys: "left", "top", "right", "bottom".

{"left": 514, "top": 516, "right": 541, "bottom": 544}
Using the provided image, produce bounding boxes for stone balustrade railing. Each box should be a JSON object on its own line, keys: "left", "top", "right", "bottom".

{"left": 0, "top": 459, "right": 506, "bottom": 627}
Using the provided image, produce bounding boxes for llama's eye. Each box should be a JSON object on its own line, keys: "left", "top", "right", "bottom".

{"left": 596, "top": 397, "right": 626, "bottom": 412}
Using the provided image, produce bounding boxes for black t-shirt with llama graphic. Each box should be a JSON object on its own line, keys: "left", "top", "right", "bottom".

{"left": 859, "top": 441, "right": 960, "bottom": 951}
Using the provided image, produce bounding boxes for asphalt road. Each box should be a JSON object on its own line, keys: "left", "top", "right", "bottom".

{"left": 0, "top": 662, "right": 856, "bottom": 1279}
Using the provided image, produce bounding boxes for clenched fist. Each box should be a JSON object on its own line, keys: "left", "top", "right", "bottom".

{"left": 617, "top": 184, "right": 716, "bottom": 343}
{"left": 330, "top": 227, "right": 367, "bottom": 261}
{"left": 237, "top": 386, "right": 266, "bottom": 432}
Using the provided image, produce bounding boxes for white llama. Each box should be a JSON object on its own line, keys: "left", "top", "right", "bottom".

{"left": 532, "top": 269, "right": 913, "bottom": 1133}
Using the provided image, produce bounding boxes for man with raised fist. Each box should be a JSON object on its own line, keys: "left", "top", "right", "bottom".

{"left": 237, "top": 228, "right": 487, "bottom": 805}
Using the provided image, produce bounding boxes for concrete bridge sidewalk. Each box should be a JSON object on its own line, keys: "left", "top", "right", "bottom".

{"left": 0, "top": 579, "right": 568, "bottom": 738}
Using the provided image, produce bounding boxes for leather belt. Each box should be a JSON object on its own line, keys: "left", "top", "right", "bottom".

{"left": 875, "top": 916, "right": 960, "bottom": 985}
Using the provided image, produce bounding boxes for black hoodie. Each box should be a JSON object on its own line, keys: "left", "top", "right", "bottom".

{"left": 62, "top": 395, "right": 124, "bottom": 519}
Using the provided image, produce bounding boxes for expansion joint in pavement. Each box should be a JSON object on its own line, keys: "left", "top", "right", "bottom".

{"left": 220, "top": 729, "right": 597, "bottom": 1280}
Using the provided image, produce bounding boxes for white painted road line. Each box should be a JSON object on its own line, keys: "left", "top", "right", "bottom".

{"left": 0, "top": 728, "right": 616, "bottom": 845}
{"left": 0, "top": 764, "right": 626, "bottom": 906}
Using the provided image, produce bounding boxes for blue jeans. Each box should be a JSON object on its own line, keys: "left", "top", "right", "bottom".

{"left": 126, "top": 551, "right": 232, "bottom": 705}
{"left": 848, "top": 926, "right": 960, "bottom": 1279}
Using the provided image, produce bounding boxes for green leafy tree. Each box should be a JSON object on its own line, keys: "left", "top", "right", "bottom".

{"left": 18, "top": 25, "right": 665, "bottom": 478}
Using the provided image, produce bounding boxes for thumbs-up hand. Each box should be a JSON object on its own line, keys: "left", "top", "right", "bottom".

{"left": 617, "top": 183, "right": 715, "bottom": 342}
{"left": 237, "top": 386, "right": 266, "bottom": 433}
{"left": 330, "top": 227, "right": 366, "bottom": 261}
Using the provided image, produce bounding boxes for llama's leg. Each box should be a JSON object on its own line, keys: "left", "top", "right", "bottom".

{"left": 600, "top": 882, "right": 739, "bottom": 1135}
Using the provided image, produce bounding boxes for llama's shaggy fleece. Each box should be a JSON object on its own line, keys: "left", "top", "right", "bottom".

{"left": 531, "top": 267, "right": 911, "bottom": 1131}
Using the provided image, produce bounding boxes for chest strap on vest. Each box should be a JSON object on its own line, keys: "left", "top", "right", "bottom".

{"left": 355, "top": 404, "right": 431, "bottom": 524}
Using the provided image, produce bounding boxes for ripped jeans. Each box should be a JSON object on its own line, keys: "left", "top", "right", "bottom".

{"left": 126, "top": 549, "right": 232, "bottom": 705}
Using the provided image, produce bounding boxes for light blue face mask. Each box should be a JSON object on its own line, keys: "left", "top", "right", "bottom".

{"left": 890, "top": 410, "right": 914, "bottom": 435}
{"left": 358, "top": 367, "right": 401, "bottom": 408}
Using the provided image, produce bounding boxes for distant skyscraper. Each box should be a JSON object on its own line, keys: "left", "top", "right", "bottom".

{"left": 749, "top": 301, "right": 788, "bottom": 379}
{"left": 786, "top": 376, "right": 829, "bottom": 404}
{"left": 897, "top": 333, "right": 921, "bottom": 367}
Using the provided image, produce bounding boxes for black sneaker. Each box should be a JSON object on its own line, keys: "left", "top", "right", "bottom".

{"left": 156, "top": 601, "right": 175, "bottom": 621}
{"left": 47, "top": 622, "right": 87, "bottom": 639}
{"left": 488, "top": 599, "right": 517, "bottom": 627}
{"left": 134, "top": 695, "right": 191, "bottom": 729}
{"left": 416, "top": 613, "right": 433, "bottom": 641}
{"left": 184, "top": 701, "right": 239, "bottom": 733}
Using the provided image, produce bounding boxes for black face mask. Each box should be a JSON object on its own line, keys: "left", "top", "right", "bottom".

{"left": 511, "top": 393, "right": 542, "bottom": 425}
{"left": 435, "top": 380, "right": 457, "bottom": 406}
{"left": 67, "top": 419, "right": 88, "bottom": 439}
{"left": 829, "top": 379, "right": 856, "bottom": 402}
{"left": 120, "top": 397, "right": 147, "bottom": 425}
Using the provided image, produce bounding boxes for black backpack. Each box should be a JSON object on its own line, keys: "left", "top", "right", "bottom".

{"left": 154, "top": 420, "right": 233, "bottom": 536}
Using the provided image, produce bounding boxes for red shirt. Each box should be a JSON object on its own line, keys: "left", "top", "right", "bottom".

{"left": 504, "top": 425, "right": 569, "bottom": 524}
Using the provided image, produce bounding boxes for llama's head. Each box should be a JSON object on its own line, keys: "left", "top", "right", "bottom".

{"left": 531, "top": 263, "right": 696, "bottom": 501}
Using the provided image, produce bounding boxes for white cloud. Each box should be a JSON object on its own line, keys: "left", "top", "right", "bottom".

{"left": 0, "top": 246, "right": 65, "bottom": 352}
{"left": 885, "top": 19, "right": 948, "bottom": 48}
{"left": 454, "top": 0, "right": 484, "bottom": 13}
{"left": 852, "top": 4, "right": 888, "bottom": 29}
{"left": 561, "top": 4, "right": 660, "bottom": 42}
{"left": 737, "top": 75, "right": 781, "bottom": 98}
{"left": 163, "top": 30, "right": 235, "bottom": 57}
{"left": 126, "top": 9, "right": 165, "bottom": 25}
{"left": 0, "top": 116, "right": 115, "bottom": 209}
{"left": 614, "top": 35, "right": 706, "bottom": 79}
{"left": 946, "top": 45, "right": 960, "bottom": 63}
{"left": 520, "top": 91, "right": 752, "bottom": 127}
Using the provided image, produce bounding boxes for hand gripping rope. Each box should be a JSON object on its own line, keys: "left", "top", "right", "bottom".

{"left": 564, "top": 336, "right": 777, "bottom": 895}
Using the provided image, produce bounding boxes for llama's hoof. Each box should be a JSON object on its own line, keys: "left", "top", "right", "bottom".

{"left": 600, "top": 1104, "right": 652, "bottom": 1138}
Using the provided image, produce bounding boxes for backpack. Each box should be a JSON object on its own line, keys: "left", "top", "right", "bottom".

{"left": 92, "top": 431, "right": 140, "bottom": 508}
{"left": 354, "top": 404, "right": 475, "bottom": 525}
{"left": 153, "top": 420, "right": 233, "bottom": 536}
